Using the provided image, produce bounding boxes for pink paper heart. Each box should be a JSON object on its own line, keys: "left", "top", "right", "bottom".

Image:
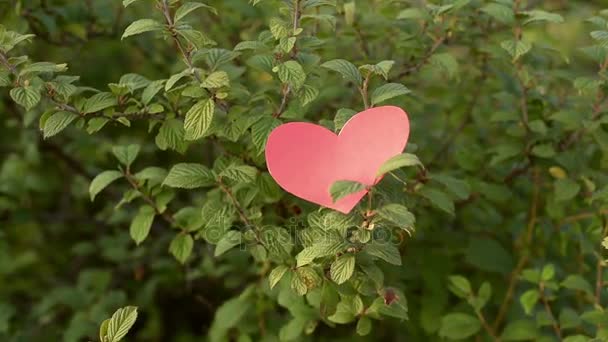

{"left": 265, "top": 106, "right": 410, "bottom": 213}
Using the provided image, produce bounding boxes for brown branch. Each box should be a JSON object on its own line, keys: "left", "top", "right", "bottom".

{"left": 124, "top": 171, "right": 177, "bottom": 226}
{"left": 398, "top": 36, "right": 446, "bottom": 78}
{"left": 539, "top": 282, "right": 562, "bottom": 340}
{"left": 493, "top": 167, "right": 540, "bottom": 330}
{"left": 475, "top": 309, "right": 500, "bottom": 341}
{"left": 218, "top": 178, "right": 253, "bottom": 227}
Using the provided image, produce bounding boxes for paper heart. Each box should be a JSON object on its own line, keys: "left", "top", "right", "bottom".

{"left": 265, "top": 106, "right": 410, "bottom": 213}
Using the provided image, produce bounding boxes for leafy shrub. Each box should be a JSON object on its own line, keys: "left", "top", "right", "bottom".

{"left": 2, "top": 0, "right": 608, "bottom": 341}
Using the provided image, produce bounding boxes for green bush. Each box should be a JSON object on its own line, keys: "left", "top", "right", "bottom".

{"left": 2, "top": 0, "right": 608, "bottom": 341}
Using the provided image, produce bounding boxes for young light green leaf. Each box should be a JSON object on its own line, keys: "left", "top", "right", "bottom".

{"left": 377, "top": 204, "right": 415, "bottom": 229}
{"left": 121, "top": 19, "right": 163, "bottom": 40}
{"left": 330, "top": 254, "right": 355, "bottom": 284}
{"left": 522, "top": 10, "right": 564, "bottom": 25}
{"left": 220, "top": 165, "right": 257, "bottom": 183}
{"left": 376, "top": 153, "right": 422, "bottom": 176}
{"left": 163, "top": 163, "right": 215, "bottom": 188}
{"left": 269, "top": 265, "right": 289, "bottom": 289}
{"left": 202, "top": 71, "right": 229, "bottom": 88}
{"left": 329, "top": 180, "right": 366, "bottom": 203}
{"left": 104, "top": 306, "right": 138, "bottom": 342}
{"left": 20, "top": 62, "right": 68, "bottom": 75}
{"left": 130, "top": 205, "right": 156, "bottom": 245}
{"left": 184, "top": 98, "right": 214, "bottom": 140}
{"left": 501, "top": 39, "right": 532, "bottom": 61}
{"left": 371, "top": 83, "right": 411, "bottom": 106}
{"left": 90, "top": 170, "right": 123, "bottom": 201}
{"left": 519, "top": 289, "right": 539, "bottom": 315}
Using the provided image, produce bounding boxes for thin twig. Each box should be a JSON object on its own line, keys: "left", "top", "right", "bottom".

{"left": 493, "top": 167, "right": 540, "bottom": 330}
{"left": 218, "top": 178, "right": 253, "bottom": 227}
{"left": 124, "top": 171, "right": 177, "bottom": 226}
{"left": 475, "top": 309, "right": 500, "bottom": 341}
{"left": 398, "top": 36, "right": 446, "bottom": 78}
{"left": 539, "top": 282, "right": 562, "bottom": 340}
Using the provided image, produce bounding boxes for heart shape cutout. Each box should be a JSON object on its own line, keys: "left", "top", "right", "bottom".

{"left": 265, "top": 106, "right": 410, "bottom": 213}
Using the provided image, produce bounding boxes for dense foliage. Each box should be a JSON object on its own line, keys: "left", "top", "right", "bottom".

{"left": 3, "top": 0, "right": 608, "bottom": 341}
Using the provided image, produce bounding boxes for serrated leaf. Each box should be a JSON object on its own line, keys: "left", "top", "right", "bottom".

{"left": 174, "top": 2, "right": 217, "bottom": 23}
{"left": 429, "top": 53, "right": 459, "bottom": 79}
{"left": 105, "top": 306, "right": 138, "bottom": 342}
{"left": 365, "top": 241, "right": 401, "bottom": 265}
{"left": 163, "top": 163, "right": 215, "bottom": 188}
{"left": 20, "top": 62, "right": 68, "bottom": 75}
{"left": 269, "top": 18, "right": 290, "bottom": 39}
{"left": 371, "top": 83, "right": 411, "bottom": 106}
{"left": 330, "top": 254, "right": 355, "bottom": 284}
{"left": 480, "top": 3, "right": 514, "bottom": 24}
{"left": 90, "top": 170, "right": 123, "bottom": 201}
{"left": 298, "top": 85, "right": 319, "bottom": 106}
{"left": 43, "top": 111, "right": 78, "bottom": 138}
{"left": 377, "top": 204, "right": 415, "bottom": 228}
{"left": 112, "top": 144, "right": 140, "bottom": 168}
{"left": 523, "top": 10, "right": 564, "bottom": 25}
{"left": 10, "top": 86, "right": 41, "bottom": 110}
{"left": 251, "top": 117, "right": 281, "bottom": 154}
{"left": 156, "top": 118, "right": 188, "bottom": 153}
{"left": 215, "top": 231, "right": 242, "bottom": 256}
{"left": 321, "top": 59, "right": 362, "bottom": 86}
{"left": 130, "top": 205, "right": 155, "bottom": 245}
{"left": 397, "top": 8, "right": 427, "bottom": 20}
{"left": 83, "top": 92, "right": 117, "bottom": 114}
{"left": 376, "top": 153, "right": 422, "bottom": 176}
{"left": 184, "top": 98, "right": 214, "bottom": 140}
{"left": 329, "top": 180, "right": 366, "bottom": 202}
{"left": 439, "top": 313, "right": 481, "bottom": 340}
{"left": 269, "top": 265, "right": 289, "bottom": 289}
{"left": 501, "top": 39, "right": 532, "bottom": 61}
{"left": 123, "top": 0, "right": 142, "bottom": 7}
{"left": 419, "top": 187, "right": 454, "bottom": 215}
{"left": 202, "top": 71, "right": 229, "bottom": 88}
{"left": 121, "top": 19, "right": 163, "bottom": 39}
{"left": 220, "top": 165, "right": 257, "bottom": 183}
{"left": 169, "top": 233, "right": 193, "bottom": 264}
{"left": 275, "top": 60, "right": 306, "bottom": 90}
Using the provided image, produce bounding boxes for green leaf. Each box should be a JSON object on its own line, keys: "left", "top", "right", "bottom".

{"left": 169, "top": 233, "right": 193, "bottom": 264}
{"left": 501, "top": 319, "right": 538, "bottom": 341}
{"left": 10, "top": 86, "right": 41, "bottom": 110}
{"left": 275, "top": 60, "right": 306, "bottom": 90}
{"left": 365, "top": 241, "right": 401, "bottom": 266}
{"left": 90, "top": 170, "right": 123, "bottom": 201}
{"left": 121, "top": 19, "right": 163, "bottom": 39}
{"left": 429, "top": 53, "right": 459, "bottom": 79}
{"left": 438, "top": 313, "right": 481, "bottom": 340}
{"left": 330, "top": 254, "right": 355, "bottom": 284}
{"left": 184, "top": 98, "right": 214, "bottom": 140}
{"left": 43, "top": 111, "right": 78, "bottom": 138}
{"left": 269, "top": 265, "right": 289, "bottom": 289}
{"left": 112, "top": 144, "right": 140, "bottom": 168}
{"left": 20, "top": 62, "right": 68, "bottom": 75}
{"left": 174, "top": 2, "right": 217, "bottom": 22}
{"left": 432, "top": 174, "right": 470, "bottom": 200}
{"left": 123, "top": 0, "right": 142, "bottom": 7}
{"left": 480, "top": 3, "right": 514, "bottom": 24}
{"left": 202, "top": 71, "right": 229, "bottom": 88}
{"left": 377, "top": 204, "right": 415, "bottom": 229}
{"left": 523, "top": 10, "right": 564, "bottom": 25}
{"left": 329, "top": 180, "right": 366, "bottom": 202}
{"left": 321, "top": 59, "right": 362, "bottom": 86}
{"left": 135, "top": 167, "right": 167, "bottom": 183}
{"left": 591, "top": 31, "right": 608, "bottom": 47}
{"left": 561, "top": 275, "right": 593, "bottom": 295}
{"left": 448, "top": 275, "right": 472, "bottom": 297}
{"left": 520, "top": 289, "right": 539, "bottom": 315}
{"left": 214, "top": 231, "right": 242, "bottom": 256}
{"left": 371, "top": 83, "right": 411, "bottom": 106}
{"left": 419, "top": 187, "right": 454, "bottom": 215}
{"left": 104, "top": 306, "right": 138, "bottom": 342}
{"left": 130, "top": 205, "right": 156, "bottom": 245}
{"left": 356, "top": 316, "right": 372, "bottom": 336}
{"left": 269, "top": 18, "right": 290, "bottom": 39}
{"left": 298, "top": 85, "right": 319, "bottom": 106}
{"left": 334, "top": 108, "right": 357, "bottom": 131}
{"left": 220, "top": 165, "right": 257, "bottom": 183}
{"left": 397, "top": 8, "right": 427, "bottom": 20}
{"left": 554, "top": 178, "right": 580, "bottom": 201}
{"left": 83, "top": 92, "right": 117, "bottom": 114}
{"left": 251, "top": 117, "right": 281, "bottom": 154}
{"left": 376, "top": 153, "right": 422, "bottom": 176}
{"left": 0, "top": 70, "right": 10, "bottom": 87}
{"left": 163, "top": 163, "right": 215, "bottom": 188}
{"left": 501, "top": 39, "right": 532, "bottom": 61}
